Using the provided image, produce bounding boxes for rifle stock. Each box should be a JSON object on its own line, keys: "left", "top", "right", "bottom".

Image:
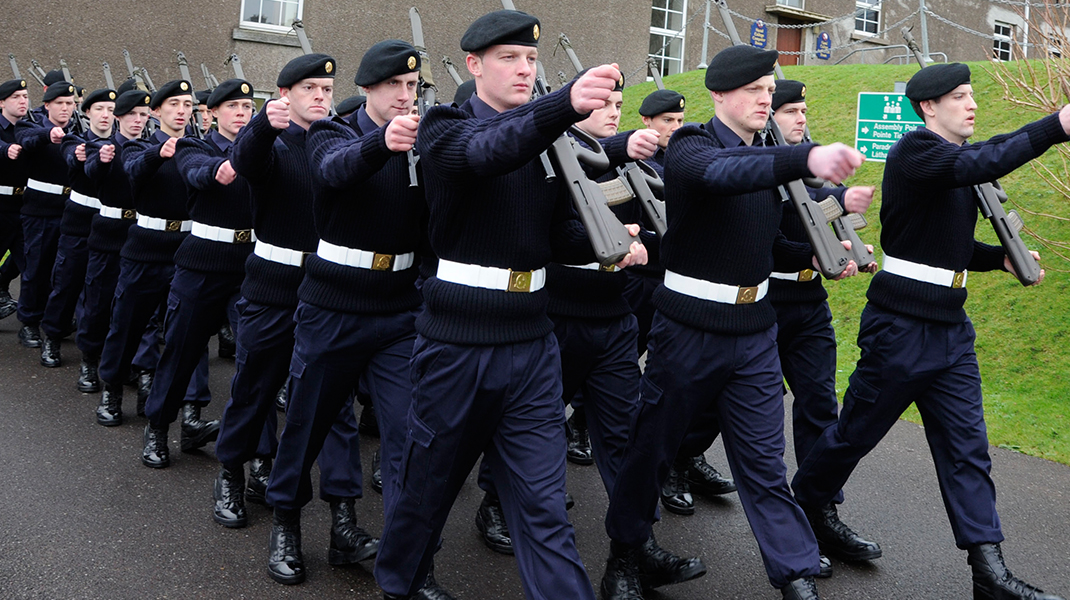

{"left": 409, "top": 6, "right": 438, "bottom": 188}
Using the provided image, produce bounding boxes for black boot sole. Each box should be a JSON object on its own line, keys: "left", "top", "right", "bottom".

{"left": 213, "top": 509, "right": 248, "bottom": 529}
{"left": 328, "top": 539, "right": 379, "bottom": 565}
{"left": 96, "top": 413, "right": 123, "bottom": 427}
{"left": 660, "top": 496, "right": 695, "bottom": 516}
{"left": 566, "top": 451, "right": 595, "bottom": 466}
{"left": 19, "top": 338, "right": 41, "bottom": 348}
{"left": 246, "top": 483, "right": 268, "bottom": 506}
{"left": 267, "top": 566, "right": 306, "bottom": 585}
{"left": 817, "top": 541, "right": 882, "bottom": 562}
{"left": 181, "top": 423, "right": 220, "bottom": 452}
{"left": 40, "top": 358, "right": 61, "bottom": 368}
{"left": 78, "top": 381, "right": 101, "bottom": 393}
{"left": 639, "top": 561, "right": 707, "bottom": 589}
{"left": 141, "top": 456, "right": 170, "bottom": 468}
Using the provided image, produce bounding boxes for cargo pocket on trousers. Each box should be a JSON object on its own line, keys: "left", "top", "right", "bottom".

{"left": 397, "top": 412, "right": 436, "bottom": 507}
{"left": 841, "top": 369, "right": 880, "bottom": 446}
{"left": 284, "top": 354, "right": 306, "bottom": 423}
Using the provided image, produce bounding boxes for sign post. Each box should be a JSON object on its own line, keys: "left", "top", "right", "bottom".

{"left": 750, "top": 20, "right": 767, "bottom": 48}
{"left": 854, "top": 92, "right": 924, "bottom": 162}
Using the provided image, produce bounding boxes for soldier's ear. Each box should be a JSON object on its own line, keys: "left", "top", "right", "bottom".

{"left": 465, "top": 53, "right": 483, "bottom": 79}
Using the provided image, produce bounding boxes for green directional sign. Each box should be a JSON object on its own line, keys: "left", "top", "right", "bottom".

{"left": 855, "top": 92, "right": 925, "bottom": 163}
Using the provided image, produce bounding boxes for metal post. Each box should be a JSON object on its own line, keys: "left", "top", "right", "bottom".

{"left": 1022, "top": 2, "right": 1030, "bottom": 59}
{"left": 919, "top": 0, "right": 931, "bottom": 62}
{"left": 698, "top": 0, "right": 712, "bottom": 68}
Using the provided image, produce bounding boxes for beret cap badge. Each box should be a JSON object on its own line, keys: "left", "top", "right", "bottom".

{"left": 241, "top": 83, "right": 250, "bottom": 94}
{"left": 408, "top": 56, "right": 417, "bottom": 70}
{"left": 680, "top": 98, "right": 685, "bottom": 108}
{"left": 20, "top": 80, "right": 25, "bottom": 87}
{"left": 533, "top": 24, "right": 540, "bottom": 40}
{"left": 801, "top": 85, "right": 806, "bottom": 98}
{"left": 325, "top": 61, "right": 333, "bottom": 74}
{"left": 180, "top": 82, "right": 188, "bottom": 91}
{"left": 68, "top": 85, "right": 74, "bottom": 93}
{"left": 109, "top": 91, "right": 116, "bottom": 99}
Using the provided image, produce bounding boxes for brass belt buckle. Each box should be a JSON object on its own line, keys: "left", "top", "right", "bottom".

{"left": 14, "top": 187, "right": 23, "bottom": 196}
{"left": 233, "top": 229, "right": 252, "bottom": 243}
{"left": 736, "top": 286, "right": 759, "bottom": 304}
{"left": 62, "top": 186, "right": 71, "bottom": 196}
{"left": 300, "top": 252, "right": 312, "bottom": 267}
{"left": 166, "top": 220, "right": 182, "bottom": 232}
{"left": 798, "top": 269, "right": 815, "bottom": 282}
{"left": 952, "top": 271, "right": 966, "bottom": 289}
{"left": 122, "top": 209, "right": 136, "bottom": 220}
{"left": 507, "top": 269, "right": 532, "bottom": 292}
{"left": 371, "top": 253, "right": 395, "bottom": 271}
{"left": 598, "top": 264, "right": 617, "bottom": 273}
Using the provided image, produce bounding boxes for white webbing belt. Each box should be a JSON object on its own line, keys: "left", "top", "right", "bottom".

{"left": 437, "top": 258, "right": 546, "bottom": 293}
{"left": 68, "top": 191, "right": 101, "bottom": 210}
{"left": 883, "top": 255, "right": 967, "bottom": 289}
{"left": 191, "top": 222, "right": 256, "bottom": 244}
{"left": 316, "top": 240, "right": 414, "bottom": 271}
{"left": 254, "top": 239, "right": 307, "bottom": 267}
{"left": 136, "top": 215, "right": 192, "bottom": 233}
{"left": 664, "top": 270, "right": 768, "bottom": 304}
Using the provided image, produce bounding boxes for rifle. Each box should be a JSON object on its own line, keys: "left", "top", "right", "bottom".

{"left": 121, "top": 49, "right": 146, "bottom": 91}
{"left": 30, "top": 59, "right": 47, "bottom": 81}
{"left": 715, "top": 0, "right": 853, "bottom": 277}
{"left": 902, "top": 28, "right": 1040, "bottom": 285}
{"left": 223, "top": 54, "right": 246, "bottom": 81}
{"left": 201, "top": 64, "right": 219, "bottom": 91}
{"left": 176, "top": 52, "right": 205, "bottom": 139}
{"left": 9, "top": 54, "right": 45, "bottom": 88}
{"left": 557, "top": 33, "right": 668, "bottom": 237}
{"left": 136, "top": 67, "right": 157, "bottom": 94}
{"left": 645, "top": 57, "right": 666, "bottom": 91}
{"left": 59, "top": 59, "right": 90, "bottom": 136}
{"left": 408, "top": 7, "right": 438, "bottom": 187}
{"left": 101, "top": 62, "right": 115, "bottom": 90}
{"left": 441, "top": 56, "right": 465, "bottom": 86}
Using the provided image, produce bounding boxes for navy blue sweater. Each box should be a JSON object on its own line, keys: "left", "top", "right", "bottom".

{"left": 870, "top": 112, "right": 1068, "bottom": 323}
{"left": 658, "top": 116, "right": 815, "bottom": 335}
{"left": 59, "top": 131, "right": 104, "bottom": 237}
{"left": 0, "top": 115, "right": 27, "bottom": 213}
{"left": 120, "top": 129, "right": 192, "bottom": 264}
{"left": 15, "top": 117, "right": 70, "bottom": 218}
{"left": 415, "top": 86, "right": 597, "bottom": 345}
{"left": 85, "top": 132, "right": 138, "bottom": 254}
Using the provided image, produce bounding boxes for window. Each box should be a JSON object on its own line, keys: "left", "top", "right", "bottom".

{"left": 649, "top": 0, "right": 688, "bottom": 77}
{"left": 855, "top": 0, "right": 880, "bottom": 36}
{"left": 993, "top": 22, "right": 1013, "bottom": 61}
{"left": 777, "top": 0, "right": 804, "bottom": 8}
{"left": 241, "top": 0, "right": 302, "bottom": 32}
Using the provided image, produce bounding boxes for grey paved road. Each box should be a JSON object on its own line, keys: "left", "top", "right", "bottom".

{"left": 0, "top": 314, "right": 1067, "bottom": 599}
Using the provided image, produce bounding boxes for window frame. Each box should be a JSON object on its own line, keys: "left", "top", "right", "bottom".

{"left": 239, "top": 0, "right": 304, "bottom": 33}
{"left": 993, "top": 21, "right": 1013, "bottom": 62}
{"left": 854, "top": 0, "right": 881, "bottom": 36}
{"left": 649, "top": 0, "right": 688, "bottom": 78}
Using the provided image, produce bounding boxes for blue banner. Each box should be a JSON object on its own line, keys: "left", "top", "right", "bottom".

{"left": 750, "top": 20, "right": 768, "bottom": 49}
{"left": 816, "top": 31, "right": 832, "bottom": 60}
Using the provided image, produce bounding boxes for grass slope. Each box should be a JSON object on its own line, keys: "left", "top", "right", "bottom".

{"left": 621, "top": 62, "right": 1070, "bottom": 464}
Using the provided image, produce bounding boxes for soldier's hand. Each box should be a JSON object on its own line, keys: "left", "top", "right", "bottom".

{"left": 816, "top": 240, "right": 859, "bottom": 279}
{"left": 1059, "top": 104, "right": 1070, "bottom": 135}
{"left": 614, "top": 224, "right": 649, "bottom": 268}
{"left": 160, "top": 136, "right": 178, "bottom": 158}
{"left": 6, "top": 144, "right": 20, "bottom": 160}
{"left": 385, "top": 114, "right": 420, "bottom": 153}
{"left": 627, "top": 129, "right": 660, "bottom": 161}
{"left": 571, "top": 64, "right": 620, "bottom": 115}
{"left": 215, "top": 160, "right": 237, "bottom": 185}
{"left": 75, "top": 143, "right": 87, "bottom": 162}
{"left": 844, "top": 186, "right": 875, "bottom": 214}
{"left": 50, "top": 127, "right": 65, "bottom": 144}
{"left": 99, "top": 144, "right": 115, "bottom": 163}
{"left": 807, "top": 143, "right": 863, "bottom": 185}
{"left": 1006, "top": 250, "right": 1044, "bottom": 285}
{"left": 266, "top": 97, "right": 291, "bottom": 130}
{"left": 862, "top": 245, "right": 878, "bottom": 273}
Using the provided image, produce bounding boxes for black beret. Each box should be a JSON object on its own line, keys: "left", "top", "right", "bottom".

{"left": 705, "top": 45, "right": 778, "bottom": 92}
{"left": 207, "top": 79, "right": 254, "bottom": 109}
{"left": 573, "top": 67, "right": 624, "bottom": 92}
{"left": 195, "top": 90, "right": 211, "bottom": 105}
{"left": 355, "top": 40, "right": 420, "bottom": 87}
{"left": 75, "top": 86, "right": 85, "bottom": 96}
{"left": 42, "top": 82, "right": 76, "bottom": 102}
{"left": 116, "top": 78, "right": 139, "bottom": 95}
{"left": 336, "top": 95, "right": 366, "bottom": 117}
{"left": 150, "top": 79, "right": 194, "bottom": 109}
{"left": 43, "top": 70, "right": 65, "bottom": 87}
{"left": 639, "top": 89, "right": 685, "bottom": 116}
{"left": 905, "top": 63, "right": 971, "bottom": 102}
{"left": 277, "top": 53, "right": 336, "bottom": 88}
{"left": 82, "top": 88, "right": 117, "bottom": 111}
{"left": 0, "top": 79, "right": 27, "bottom": 101}
{"left": 771, "top": 79, "right": 806, "bottom": 111}
{"left": 461, "top": 10, "right": 541, "bottom": 52}
{"left": 453, "top": 80, "right": 476, "bottom": 105}
{"left": 114, "top": 90, "right": 152, "bottom": 116}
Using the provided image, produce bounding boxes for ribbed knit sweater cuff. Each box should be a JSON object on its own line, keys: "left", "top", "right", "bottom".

{"left": 361, "top": 123, "right": 395, "bottom": 165}
{"left": 1028, "top": 112, "right": 1070, "bottom": 154}
{"left": 968, "top": 240, "right": 1006, "bottom": 273}
{"left": 773, "top": 142, "right": 815, "bottom": 184}
{"left": 533, "top": 82, "right": 586, "bottom": 136}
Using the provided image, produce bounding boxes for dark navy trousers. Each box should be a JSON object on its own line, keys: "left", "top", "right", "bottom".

{"left": 606, "top": 312, "right": 820, "bottom": 589}
{"left": 0, "top": 211, "right": 25, "bottom": 289}
{"left": 792, "top": 304, "right": 1002, "bottom": 549}
{"left": 376, "top": 334, "right": 595, "bottom": 600}
{"left": 40, "top": 233, "right": 88, "bottom": 340}
{"left": 77, "top": 249, "right": 160, "bottom": 370}
{"left": 17, "top": 214, "right": 61, "bottom": 326}
{"left": 145, "top": 266, "right": 241, "bottom": 428}
{"left": 623, "top": 270, "right": 661, "bottom": 358}
{"left": 215, "top": 298, "right": 359, "bottom": 500}
{"left": 265, "top": 303, "right": 418, "bottom": 512}
{"left": 97, "top": 258, "right": 210, "bottom": 403}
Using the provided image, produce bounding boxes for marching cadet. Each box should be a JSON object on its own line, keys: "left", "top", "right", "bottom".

{"left": 267, "top": 39, "right": 452, "bottom": 597}
{"left": 214, "top": 54, "right": 363, "bottom": 586}
{"left": 0, "top": 79, "right": 29, "bottom": 321}
{"left": 192, "top": 90, "right": 212, "bottom": 136}
{"left": 37, "top": 89, "right": 116, "bottom": 368}
{"left": 375, "top": 10, "right": 644, "bottom": 600}
{"left": 600, "top": 45, "right": 863, "bottom": 600}
{"left": 334, "top": 94, "right": 365, "bottom": 119}
{"left": 95, "top": 80, "right": 214, "bottom": 449}
{"left": 792, "top": 63, "right": 1069, "bottom": 600}
{"left": 82, "top": 90, "right": 173, "bottom": 398}
{"left": 13, "top": 81, "right": 76, "bottom": 349}
{"left": 138, "top": 79, "right": 257, "bottom": 463}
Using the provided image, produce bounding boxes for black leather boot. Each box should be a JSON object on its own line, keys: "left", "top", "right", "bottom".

{"left": 782, "top": 576, "right": 820, "bottom": 600}
{"left": 0, "top": 288, "right": 16, "bottom": 319}
{"left": 684, "top": 454, "right": 737, "bottom": 496}
{"left": 142, "top": 423, "right": 170, "bottom": 468}
{"left": 566, "top": 408, "right": 594, "bottom": 465}
{"left": 40, "top": 336, "right": 60, "bottom": 367}
{"left": 474, "top": 493, "right": 512, "bottom": 555}
{"left": 275, "top": 382, "right": 288, "bottom": 412}
{"left": 600, "top": 541, "right": 645, "bottom": 600}
{"left": 660, "top": 457, "right": 695, "bottom": 516}
{"left": 635, "top": 533, "right": 706, "bottom": 589}
{"left": 804, "top": 503, "right": 882, "bottom": 562}
{"left": 18, "top": 324, "right": 41, "bottom": 348}
{"left": 818, "top": 555, "right": 832, "bottom": 579}
{"left": 214, "top": 466, "right": 248, "bottom": 528}
{"left": 217, "top": 324, "right": 235, "bottom": 359}
{"left": 96, "top": 386, "right": 123, "bottom": 427}
{"left": 359, "top": 399, "right": 379, "bottom": 437}
{"left": 968, "top": 543, "right": 1065, "bottom": 600}
{"left": 136, "top": 369, "right": 154, "bottom": 417}
{"left": 246, "top": 457, "right": 271, "bottom": 505}
{"left": 268, "top": 508, "right": 305, "bottom": 585}
{"left": 415, "top": 559, "right": 457, "bottom": 600}
{"left": 77, "top": 358, "right": 101, "bottom": 393}
{"left": 180, "top": 403, "right": 220, "bottom": 452}
{"left": 328, "top": 499, "right": 379, "bottom": 565}
{"left": 371, "top": 448, "right": 383, "bottom": 494}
